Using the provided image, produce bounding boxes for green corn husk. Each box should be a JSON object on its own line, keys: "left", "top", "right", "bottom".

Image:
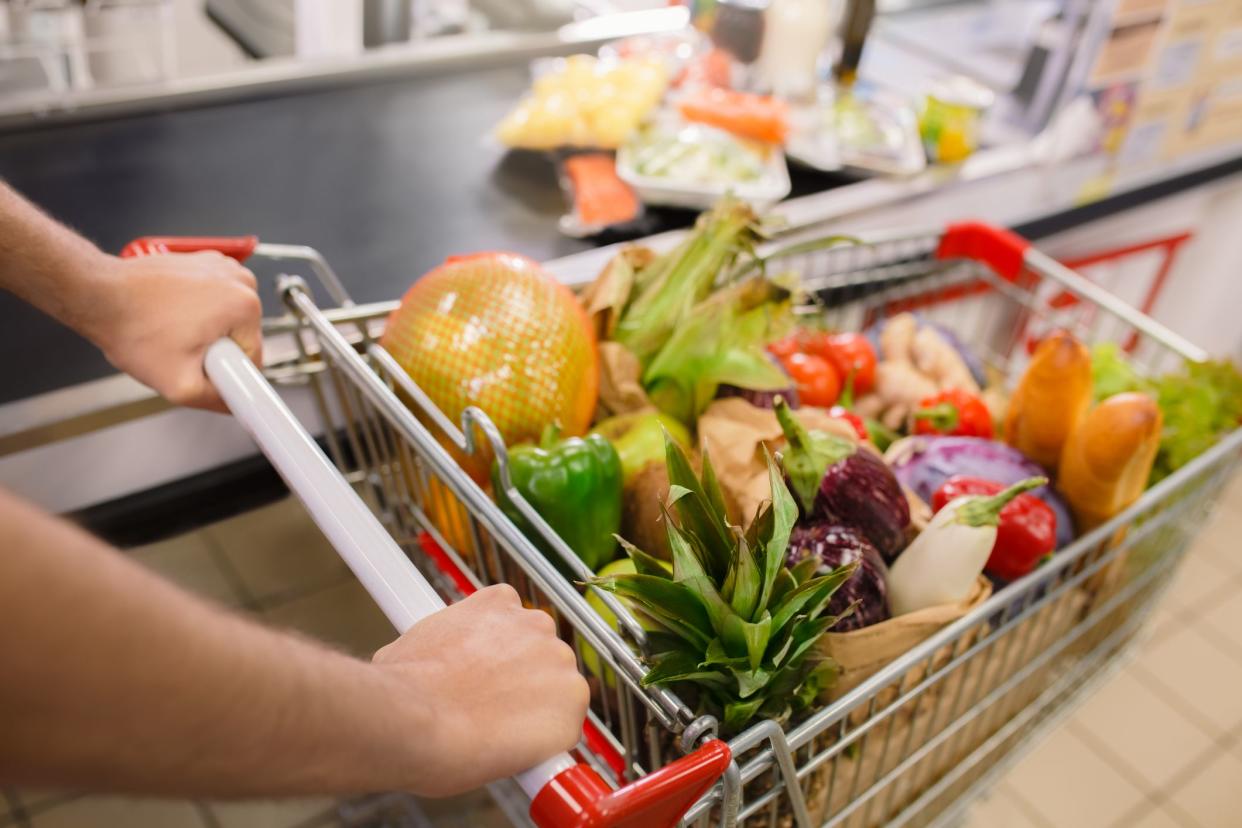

{"left": 614, "top": 196, "right": 763, "bottom": 366}
{"left": 643, "top": 275, "right": 794, "bottom": 424}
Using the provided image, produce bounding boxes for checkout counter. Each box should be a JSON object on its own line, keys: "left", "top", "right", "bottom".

{"left": 1, "top": 0, "right": 1240, "bottom": 542}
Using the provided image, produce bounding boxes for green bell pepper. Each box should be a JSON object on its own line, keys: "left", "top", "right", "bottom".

{"left": 491, "top": 424, "right": 623, "bottom": 572}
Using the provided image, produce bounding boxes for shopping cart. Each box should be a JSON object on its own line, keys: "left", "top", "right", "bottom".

{"left": 123, "top": 223, "right": 1242, "bottom": 828}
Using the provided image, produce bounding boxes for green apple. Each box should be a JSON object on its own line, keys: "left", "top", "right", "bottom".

{"left": 580, "top": 556, "right": 672, "bottom": 684}
{"left": 591, "top": 411, "right": 691, "bottom": 485}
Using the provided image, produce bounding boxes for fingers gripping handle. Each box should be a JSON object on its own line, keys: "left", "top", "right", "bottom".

{"left": 205, "top": 340, "right": 572, "bottom": 792}
{"left": 204, "top": 339, "right": 730, "bottom": 827}
{"left": 121, "top": 235, "right": 259, "bottom": 261}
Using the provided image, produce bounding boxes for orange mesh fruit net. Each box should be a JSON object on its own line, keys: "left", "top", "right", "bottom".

{"left": 381, "top": 252, "right": 599, "bottom": 479}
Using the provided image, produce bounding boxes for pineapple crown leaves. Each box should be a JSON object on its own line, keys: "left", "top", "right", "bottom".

{"left": 588, "top": 429, "right": 858, "bottom": 735}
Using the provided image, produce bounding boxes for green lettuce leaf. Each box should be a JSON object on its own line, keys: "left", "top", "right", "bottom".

{"left": 1151, "top": 359, "right": 1242, "bottom": 483}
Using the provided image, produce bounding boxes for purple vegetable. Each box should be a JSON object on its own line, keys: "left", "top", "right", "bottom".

{"left": 775, "top": 398, "right": 910, "bottom": 562}
{"left": 717, "top": 384, "right": 800, "bottom": 409}
{"left": 788, "top": 523, "right": 890, "bottom": 631}
{"left": 717, "top": 355, "right": 799, "bottom": 409}
{"left": 885, "top": 435, "right": 1075, "bottom": 548}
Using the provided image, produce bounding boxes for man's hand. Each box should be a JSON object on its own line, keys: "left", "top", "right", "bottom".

{"left": 373, "top": 585, "right": 591, "bottom": 797}
{"left": 81, "top": 252, "right": 263, "bottom": 412}
{"left": 0, "top": 184, "right": 263, "bottom": 412}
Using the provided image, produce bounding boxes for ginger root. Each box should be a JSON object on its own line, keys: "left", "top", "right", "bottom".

{"left": 868, "top": 314, "right": 989, "bottom": 429}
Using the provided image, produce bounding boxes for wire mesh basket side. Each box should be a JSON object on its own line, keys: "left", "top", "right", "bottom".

{"left": 275, "top": 301, "right": 697, "bottom": 792}
{"left": 693, "top": 240, "right": 1242, "bottom": 828}
{"left": 266, "top": 235, "right": 1242, "bottom": 828}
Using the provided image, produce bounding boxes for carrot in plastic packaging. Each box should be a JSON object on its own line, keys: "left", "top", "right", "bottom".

{"left": 678, "top": 88, "right": 789, "bottom": 144}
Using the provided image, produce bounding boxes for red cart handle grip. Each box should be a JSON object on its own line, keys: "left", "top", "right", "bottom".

{"left": 935, "top": 221, "right": 1030, "bottom": 281}
{"left": 120, "top": 235, "right": 259, "bottom": 262}
{"left": 531, "top": 739, "right": 731, "bottom": 828}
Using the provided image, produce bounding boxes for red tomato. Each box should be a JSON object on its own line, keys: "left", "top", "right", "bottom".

{"left": 798, "top": 330, "right": 837, "bottom": 361}
{"left": 766, "top": 333, "right": 803, "bottom": 360}
{"left": 824, "top": 333, "right": 877, "bottom": 395}
{"left": 767, "top": 328, "right": 828, "bottom": 359}
{"left": 780, "top": 352, "right": 841, "bottom": 408}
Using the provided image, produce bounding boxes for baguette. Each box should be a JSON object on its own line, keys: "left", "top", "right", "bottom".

{"left": 1003, "top": 330, "right": 1092, "bottom": 473}
{"left": 1057, "top": 392, "right": 1162, "bottom": 531}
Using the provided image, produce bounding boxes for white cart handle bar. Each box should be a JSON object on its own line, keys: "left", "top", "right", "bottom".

{"left": 123, "top": 232, "right": 731, "bottom": 828}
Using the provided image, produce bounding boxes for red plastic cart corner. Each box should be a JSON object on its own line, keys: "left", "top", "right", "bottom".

{"left": 936, "top": 221, "right": 1030, "bottom": 281}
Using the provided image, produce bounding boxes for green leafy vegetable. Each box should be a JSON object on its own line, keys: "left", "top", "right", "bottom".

{"left": 643, "top": 276, "right": 793, "bottom": 423}
{"left": 1091, "top": 342, "right": 1149, "bottom": 402}
{"left": 1151, "top": 360, "right": 1242, "bottom": 483}
{"left": 614, "top": 197, "right": 763, "bottom": 365}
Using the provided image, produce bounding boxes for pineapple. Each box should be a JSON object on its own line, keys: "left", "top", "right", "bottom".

{"left": 591, "top": 432, "right": 858, "bottom": 735}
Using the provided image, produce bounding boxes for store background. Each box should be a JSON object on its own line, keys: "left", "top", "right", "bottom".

{"left": 1, "top": 0, "right": 1242, "bottom": 825}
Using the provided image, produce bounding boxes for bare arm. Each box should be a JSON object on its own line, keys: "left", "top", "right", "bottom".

{"left": 0, "top": 182, "right": 589, "bottom": 796}
{"left": 0, "top": 490, "right": 588, "bottom": 798}
{"left": 0, "top": 181, "right": 261, "bottom": 411}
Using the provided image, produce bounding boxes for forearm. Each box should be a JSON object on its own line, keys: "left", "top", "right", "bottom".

{"left": 0, "top": 181, "right": 116, "bottom": 337}
{"left": 0, "top": 491, "right": 429, "bottom": 798}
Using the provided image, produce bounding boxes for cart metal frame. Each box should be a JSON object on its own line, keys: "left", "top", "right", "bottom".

{"left": 133, "top": 222, "right": 1242, "bottom": 828}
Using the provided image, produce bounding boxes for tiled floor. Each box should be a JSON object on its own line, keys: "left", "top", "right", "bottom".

{"left": 3, "top": 473, "right": 1241, "bottom": 827}
{"left": 963, "top": 470, "right": 1242, "bottom": 828}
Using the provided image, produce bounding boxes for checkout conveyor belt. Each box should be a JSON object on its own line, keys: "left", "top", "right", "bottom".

{"left": 0, "top": 61, "right": 855, "bottom": 405}
{"left": 4, "top": 56, "right": 1240, "bottom": 408}
{"left": 0, "top": 64, "right": 572, "bottom": 403}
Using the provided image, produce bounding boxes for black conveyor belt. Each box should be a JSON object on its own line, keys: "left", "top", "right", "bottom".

{"left": 0, "top": 65, "right": 595, "bottom": 403}
{"left": 3, "top": 60, "right": 1236, "bottom": 407}
{"left": 0, "top": 59, "right": 859, "bottom": 405}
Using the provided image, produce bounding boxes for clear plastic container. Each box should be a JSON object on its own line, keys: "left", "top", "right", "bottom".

{"left": 786, "top": 83, "right": 926, "bottom": 175}
{"left": 616, "top": 119, "right": 791, "bottom": 210}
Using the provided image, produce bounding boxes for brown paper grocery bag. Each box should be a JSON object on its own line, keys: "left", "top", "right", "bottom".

{"left": 803, "top": 579, "right": 1089, "bottom": 828}
{"left": 596, "top": 341, "right": 653, "bottom": 418}
{"left": 821, "top": 575, "right": 993, "bottom": 701}
{"left": 698, "top": 398, "right": 861, "bottom": 524}
{"left": 580, "top": 245, "right": 655, "bottom": 340}
{"left": 796, "top": 576, "right": 991, "bottom": 827}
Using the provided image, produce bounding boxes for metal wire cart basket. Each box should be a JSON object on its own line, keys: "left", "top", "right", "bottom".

{"left": 128, "top": 222, "right": 1242, "bottom": 828}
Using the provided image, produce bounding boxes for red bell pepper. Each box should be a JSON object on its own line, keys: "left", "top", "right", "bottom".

{"left": 912, "top": 388, "right": 994, "bottom": 438}
{"left": 827, "top": 372, "right": 867, "bottom": 440}
{"left": 828, "top": 405, "right": 868, "bottom": 440}
{"left": 931, "top": 475, "right": 1057, "bottom": 582}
